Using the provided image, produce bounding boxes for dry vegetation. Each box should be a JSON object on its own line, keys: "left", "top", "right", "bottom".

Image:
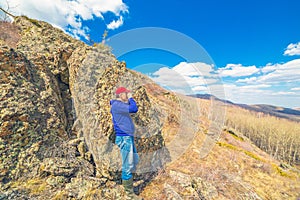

{"left": 139, "top": 98, "right": 300, "bottom": 199}
{"left": 225, "top": 104, "right": 300, "bottom": 165}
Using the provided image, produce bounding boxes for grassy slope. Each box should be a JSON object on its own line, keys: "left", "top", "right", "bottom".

{"left": 139, "top": 98, "right": 300, "bottom": 200}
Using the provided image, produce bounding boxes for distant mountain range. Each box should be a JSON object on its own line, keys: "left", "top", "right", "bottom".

{"left": 190, "top": 94, "right": 300, "bottom": 122}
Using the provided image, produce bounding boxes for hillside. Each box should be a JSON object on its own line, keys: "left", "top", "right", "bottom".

{"left": 0, "top": 17, "right": 299, "bottom": 200}
{"left": 191, "top": 94, "right": 300, "bottom": 122}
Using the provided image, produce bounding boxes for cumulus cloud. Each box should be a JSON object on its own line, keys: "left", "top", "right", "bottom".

{"left": 260, "top": 63, "right": 278, "bottom": 73}
{"left": 221, "top": 83, "right": 287, "bottom": 106}
{"left": 291, "top": 87, "right": 300, "bottom": 91}
{"left": 235, "top": 59, "right": 300, "bottom": 84}
{"left": 150, "top": 62, "right": 221, "bottom": 95}
{"left": 272, "top": 91, "right": 296, "bottom": 95}
{"left": 257, "top": 59, "right": 300, "bottom": 83}
{"left": 241, "top": 84, "right": 271, "bottom": 89}
{"left": 192, "top": 85, "right": 209, "bottom": 93}
{"left": 107, "top": 16, "right": 124, "bottom": 30}
{"left": 0, "top": 0, "right": 128, "bottom": 38}
{"left": 217, "top": 64, "right": 260, "bottom": 77}
{"left": 172, "top": 62, "right": 215, "bottom": 76}
{"left": 236, "top": 76, "right": 257, "bottom": 83}
{"left": 284, "top": 42, "right": 300, "bottom": 56}
{"left": 149, "top": 60, "right": 300, "bottom": 107}
{"left": 151, "top": 67, "right": 188, "bottom": 88}
{"left": 219, "top": 59, "right": 300, "bottom": 107}
{"left": 223, "top": 84, "right": 270, "bottom": 95}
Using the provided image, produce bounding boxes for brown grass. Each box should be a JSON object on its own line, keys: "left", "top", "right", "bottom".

{"left": 139, "top": 98, "right": 300, "bottom": 199}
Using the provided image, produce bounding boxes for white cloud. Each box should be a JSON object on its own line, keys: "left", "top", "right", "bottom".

{"left": 150, "top": 62, "right": 219, "bottom": 94}
{"left": 0, "top": 0, "right": 128, "bottom": 38}
{"left": 173, "top": 62, "right": 215, "bottom": 76}
{"left": 218, "top": 64, "right": 260, "bottom": 77}
{"left": 148, "top": 57, "right": 300, "bottom": 108}
{"left": 149, "top": 59, "right": 300, "bottom": 108}
{"left": 150, "top": 62, "right": 221, "bottom": 95}
{"left": 236, "top": 76, "right": 257, "bottom": 83}
{"left": 107, "top": 16, "right": 124, "bottom": 30}
{"left": 240, "top": 84, "right": 271, "bottom": 89}
{"left": 260, "top": 63, "right": 278, "bottom": 73}
{"left": 151, "top": 67, "right": 187, "bottom": 88}
{"left": 192, "top": 85, "right": 208, "bottom": 93}
{"left": 223, "top": 84, "right": 269, "bottom": 95}
{"left": 272, "top": 91, "right": 296, "bottom": 95}
{"left": 217, "top": 60, "right": 300, "bottom": 107}
{"left": 235, "top": 59, "right": 300, "bottom": 84}
{"left": 291, "top": 87, "right": 300, "bottom": 91}
{"left": 257, "top": 59, "right": 300, "bottom": 83}
{"left": 207, "top": 59, "right": 300, "bottom": 108}
{"left": 284, "top": 42, "right": 300, "bottom": 56}
{"left": 151, "top": 67, "right": 204, "bottom": 90}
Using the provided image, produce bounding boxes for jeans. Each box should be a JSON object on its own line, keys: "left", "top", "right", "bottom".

{"left": 115, "top": 136, "right": 139, "bottom": 180}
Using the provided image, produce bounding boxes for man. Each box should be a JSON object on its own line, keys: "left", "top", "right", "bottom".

{"left": 110, "top": 87, "right": 142, "bottom": 200}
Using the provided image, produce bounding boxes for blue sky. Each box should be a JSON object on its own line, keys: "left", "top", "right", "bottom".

{"left": 1, "top": 0, "right": 300, "bottom": 108}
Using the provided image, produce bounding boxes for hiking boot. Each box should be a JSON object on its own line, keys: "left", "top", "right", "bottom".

{"left": 122, "top": 178, "right": 143, "bottom": 200}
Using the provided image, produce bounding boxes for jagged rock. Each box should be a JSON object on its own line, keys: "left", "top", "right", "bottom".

{"left": 0, "top": 45, "right": 69, "bottom": 182}
{"left": 67, "top": 137, "right": 84, "bottom": 147}
{"left": 169, "top": 170, "right": 191, "bottom": 188}
{"left": 46, "top": 176, "right": 67, "bottom": 187}
{"left": 77, "top": 141, "right": 87, "bottom": 157}
{"left": 40, "top": 157, "right": 94, "bottom": 178}
{"left": 0, "top": 188, "right": 29, "bottom": 200}
{"left": 191, "top": 177, "right": 218, "bottom": 200}
{"left": 163, "top": 183, "right": 183, "bottom": 200}
{"left": 62, "top": 175, "right": 125, "bottom": 199}
{"left": 169, "top": 170, "right": 218, "bottom": 199}
{"left": 40, "top": 158, "right": 78, "bottom": 177}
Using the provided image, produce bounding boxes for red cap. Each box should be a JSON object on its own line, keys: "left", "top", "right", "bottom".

{"left": 116, "top": 87, "right": 130, "bottom": 95}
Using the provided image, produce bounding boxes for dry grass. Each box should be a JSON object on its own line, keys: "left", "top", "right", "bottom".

{"left": 10, "top": 178, "right": 48, "bottom": 195}
{"left": 139, "top": 98, "right": 300, "bottom": 199}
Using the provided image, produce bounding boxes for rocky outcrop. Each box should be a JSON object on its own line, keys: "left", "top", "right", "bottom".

{"left": 14, "top": 16, "right": 90, "bottom": 135}
{"left": 72, "top": 43, "right": 173, "bottom": 181}
{"left": 167, "top": 170, "right": 218, "bottom": 199}
{"left": 0, "top": 16, "right": 199, "bottom": 199}
{"left": 0, "top": 45, "right": 69, "bottom": 182}
{"left": 0, "top": 16, "right": 116, "bottom": 198}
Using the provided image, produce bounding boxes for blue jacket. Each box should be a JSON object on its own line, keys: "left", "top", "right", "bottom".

{"left": 110, "top": 98, "right": 138, "bottom": 136}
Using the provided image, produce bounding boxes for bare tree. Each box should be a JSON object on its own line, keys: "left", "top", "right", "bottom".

{"left": 0, "top": 0, "right": 16, "bottom": 22}
{"left": 0, "top": 1, "right": 19, "bottom": 47}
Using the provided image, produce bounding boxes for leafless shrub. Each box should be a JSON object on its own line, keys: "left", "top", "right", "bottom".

{"left": 0, "top": 0, "right": 16, "bottom": 22}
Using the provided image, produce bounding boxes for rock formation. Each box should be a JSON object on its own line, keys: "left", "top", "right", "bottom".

{"left": 0, "top": 16, "right": 201, "bottom": 199}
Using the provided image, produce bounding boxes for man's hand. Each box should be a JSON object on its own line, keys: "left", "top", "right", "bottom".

{"left": 127, "top": 92, "right": 132, "bottom": 99}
